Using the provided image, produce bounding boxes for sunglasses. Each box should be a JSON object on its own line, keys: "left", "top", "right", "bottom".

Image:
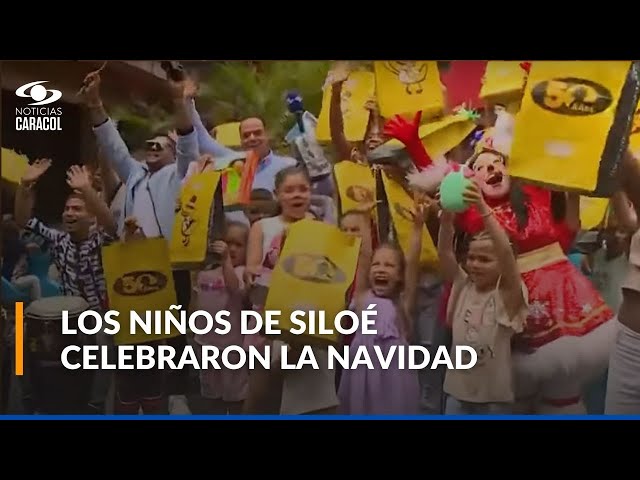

{"left": 146, "top": 139, "right": 172, "bottom": 152}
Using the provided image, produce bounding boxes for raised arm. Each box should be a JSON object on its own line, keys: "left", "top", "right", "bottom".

{"left": 66, "top": 165, "right": 117, "bottom": 236}
{"left": 183, "top": 77, "right": 242, "bottom": 158}
{"left": 80, "top": 70, "right": 141, "bottom": 184}
{"left": 437, "top": 210, "right": 462, "bottom": 283}
{"left": 96, "top": 149, "right": 121, "bottom": 206}
{"left": 353, "top": 218, "right": 373, "bottom": 307}
{"left": 14, "top": 159, "right": 52, "bottom": 229}
{"left": 210, "top": 240, "right": 240, "bottom": 293}
{"left": 329, "top": 80, "right": 354, "bottom": 162}
{"left": 402, "top": 198, "right": 428, "bottom": 333}
{"left": 168, "top": 80, "right": 198, "bottom": 181}
{"left": 464, "top": 181, "right": 526, "bottom": 319}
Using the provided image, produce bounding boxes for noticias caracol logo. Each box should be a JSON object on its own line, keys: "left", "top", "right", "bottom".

{"left": 15, "top": 81, "right": 63, "bottom": 131}
{"left": 16, "top": 81, "right": 62, "bottom": 105}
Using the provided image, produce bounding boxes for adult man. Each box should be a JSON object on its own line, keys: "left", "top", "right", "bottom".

{"left": 80, "top": 70, "right": 199, "bottom": 414}
{"left": 185, "top": 81, "right": 297, "bottom": 192}
{"left": 15, "top": 161, "right": 117, "bottom": 414}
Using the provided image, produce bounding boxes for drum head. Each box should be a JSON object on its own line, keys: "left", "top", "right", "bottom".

{"left": 25, "top": 296, "right": 90, "bottom": 320}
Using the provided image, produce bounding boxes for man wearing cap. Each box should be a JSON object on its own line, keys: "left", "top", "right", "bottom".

{"left": 80, "top": 69, "right": 199, "bottom": 414}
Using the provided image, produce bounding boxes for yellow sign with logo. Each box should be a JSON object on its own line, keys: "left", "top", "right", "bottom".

{"left": 380, "top": 172, "right": 438, "bottom": 270}
{"left": 265, "top": 219, "right": 360, "bottom": 345}
{"left": 374, "top": 61, "right": 444, "bottom": 119}
{"left": 316, "top": 71, "right": 375, "bottom": 143}
{"left": 510, "top": 61, "right": 631, "bottom": 193}
{"left": 333, "top": 161, "right": 375, "bottom": 214}
{"left": 170, "top": 171, "right": 224, "bottom": 269}
{"left": 480, "top": 61, "right": 528, "bottom": 107}
{"left": 102, "top": 237, "right": 179, "bottom": 346}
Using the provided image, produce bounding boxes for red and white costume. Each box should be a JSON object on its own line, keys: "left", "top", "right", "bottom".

{"left": 384, "top": 104, "right": 616, "bottom": 412}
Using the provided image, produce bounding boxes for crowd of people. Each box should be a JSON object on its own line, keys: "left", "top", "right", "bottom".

{"left": 2, "top": 61, "right": 640, "bottom": 416}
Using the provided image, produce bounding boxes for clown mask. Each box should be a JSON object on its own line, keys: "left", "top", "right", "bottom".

{"left": 471, "top": 152, "right": 511, "bottom": 199}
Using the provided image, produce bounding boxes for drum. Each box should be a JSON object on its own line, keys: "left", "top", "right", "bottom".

{"left": 24, "top": 296, "right": 94, "bottom": 414}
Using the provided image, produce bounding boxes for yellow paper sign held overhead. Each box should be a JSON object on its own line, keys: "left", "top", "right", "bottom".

{"left": 374, "top": 61, "right": 444, "bottom": 119}
{"left": 2, "top": 148, "right": 30, "bottom": 185}
{"left": 316, "top": 71, "right": 375, "bottom": 143}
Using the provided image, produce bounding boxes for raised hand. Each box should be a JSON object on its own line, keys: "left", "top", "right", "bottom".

{"left": 79, "top": 70, "right": 102, "bottom": 105}
{"left": 21, "top": 158, "right": 52, "bottom": 187}
{"left": 383, "top": 111, "right": 422, "bottom": 146}
{"left": 123, "top": 216, "right": 145, "bottom": 241}
{"left": 66, "top": 165, "right": 92, "bottom": 192}
{"left": 462, "top": 180, "right": 483, "bottom": 206}
{"left": 324, "top": 61, "right": 351, "bottom": 89}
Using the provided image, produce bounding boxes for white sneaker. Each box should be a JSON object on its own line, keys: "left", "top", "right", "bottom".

{"left": 168, "top": 395, "right": 192, "bottom": 415}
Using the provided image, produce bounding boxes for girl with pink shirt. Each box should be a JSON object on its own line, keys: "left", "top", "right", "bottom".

{"left": 192, "top": 221, "right": 249, "bottom": 414}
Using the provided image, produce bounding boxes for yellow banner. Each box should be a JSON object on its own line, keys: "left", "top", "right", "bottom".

{"left": 266, "top": 219, "right": 360, "bottom": 345}
{"left": 510, "top": 61, "right": 631, "bottom": 193}
{"left": 580, "top": 196, "right": 610, "bottom": 230}
{"left": 380, "top": 172, "right": 438, "bottom": 270}
{"left": 1, "top": 148, "right": 30, "bottom": 185}
{"left": 102, "top": 238, "right": 179, "bottom": 346}
{"left": 170, "top": 171, "right": 223, "bottom": 268}
{"left": 374, "top": 61, "right": 444, "bottom": 119}
{"left": 316, "top": 71, "right": 375, "bottom": 143}
{"left": 333, "top": 161, "right": 376, "bottom": 214}
{"left": 479, "top": 61, "right": 527, "bottom": 106}
{"left": 386, "top": 113, "right": 476, "bottom": 158}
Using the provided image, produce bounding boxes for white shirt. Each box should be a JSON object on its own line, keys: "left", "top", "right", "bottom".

{"left": 132, "top": 174, "right": 161, "bottom": 238}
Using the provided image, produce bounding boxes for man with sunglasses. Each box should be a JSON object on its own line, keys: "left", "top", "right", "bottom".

{"left": 80, "top": 69, "right": 199, "bottom": 414}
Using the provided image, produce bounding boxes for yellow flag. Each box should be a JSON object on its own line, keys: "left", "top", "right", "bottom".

{"left": 213, "top": 122, "right": 242, "bottom": 147}
{"left": 1, "top": 148, "right": 30, "bottom": 185}
{"left": 510, "top": 61, "right": 631, "bottom": 193}
{"left": 102, "top": 238, "right": 179, "bottom": 346}
{"left": 580, "top": 196, "right": 610, "bottom": 230}
{"left": 333, "top": 161, "right": 375, "bottom": 214}
{"left": 170, "top": 171, "right": 224, "bottom": 269}
{"left": 630, "top": 100, "right": 640, "bottom": 158}
{"left": 386, "top": 113, "right": 476, "bottom": 158}
{"left": 479, "top": 61, "right": 527, "bottom": 106}
{"left": 316, "top": 71, "right": 375, "bottom": 143}
{"left": 380, "top": 173, "right": 438, "bottom": 270}
{"left": 265, "top": 219, "right": 360, "bottom": 346}
{"left": 374, "top": 61, "right": 444, "bottom": 119}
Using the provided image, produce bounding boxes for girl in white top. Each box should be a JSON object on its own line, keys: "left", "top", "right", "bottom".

{"left": 243, "top": 165, "right": 338, "bottom": 415}
{"left": 438, "top": 180, "right": 529, "bottom": 415}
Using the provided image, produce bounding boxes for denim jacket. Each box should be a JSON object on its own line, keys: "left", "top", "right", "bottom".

{"left": 93, "top": 119, "right": 198, "bottom": 240}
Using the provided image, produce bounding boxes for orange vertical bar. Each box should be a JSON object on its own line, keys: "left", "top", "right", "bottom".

{"left": 15, "top": 302, "right": 23, "bottom": 376}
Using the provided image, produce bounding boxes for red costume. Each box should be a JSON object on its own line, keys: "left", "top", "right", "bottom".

{"left": 457, "top": 184, "right": 613, "bottom": 350}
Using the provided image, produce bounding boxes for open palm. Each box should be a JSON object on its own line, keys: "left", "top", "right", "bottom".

{"left": 22, "top": 158, "right": 52, "bottom": 185}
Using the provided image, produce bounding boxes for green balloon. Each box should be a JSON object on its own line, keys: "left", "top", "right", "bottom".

{"left": 440, "top": 171, "right": 472, "bottom": 213}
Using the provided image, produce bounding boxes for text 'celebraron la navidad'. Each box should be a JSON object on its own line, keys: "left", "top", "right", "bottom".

{"left": 57, "top": 306, "right": 479, "bottom": 371}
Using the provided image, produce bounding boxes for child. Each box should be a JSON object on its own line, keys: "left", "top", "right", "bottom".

{"left": 192, "top": 221, "right": 249, "bottom": 414}
{"left": 243, "top": 165, "right": 339, "bottom": 415}
{"left": 338, "top": 196, "right": 425, "bottom": 415}
{"left": 439, "top": 181, "right": 529, "bottom": 415}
